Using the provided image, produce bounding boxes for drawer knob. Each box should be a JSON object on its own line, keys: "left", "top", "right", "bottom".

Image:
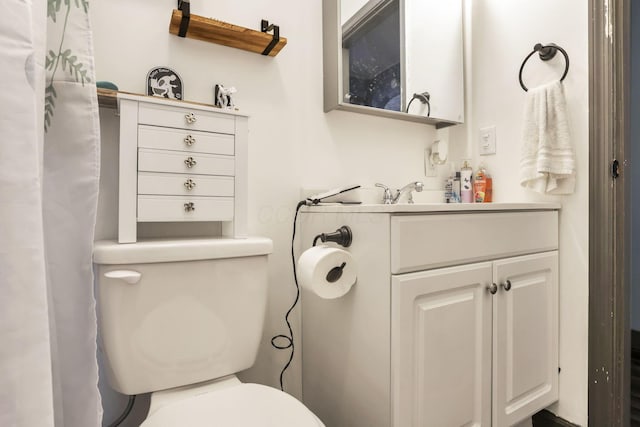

{"left": 184, "top": 178, "right": 196, "bottom": 190}
{"left": 184, "top": 134, "right": 196, "bottom": 146}
{"left": 184, "top": 157, "right": 197, "bottom": 168}
{"left": 501, "top": 280, "right": 512, "bottom": 292}
{"left": 487, "top": 283, "right": 498, "bottom": 295}
{"left": 184, "top": 202, "right": 196, "bottom": 212}
{"left": 185, "top": 112, "right": 197, "bottom": 124}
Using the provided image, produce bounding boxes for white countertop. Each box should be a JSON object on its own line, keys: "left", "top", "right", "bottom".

{"left": 301, "top": 202, "right": 561, "bottom": 214}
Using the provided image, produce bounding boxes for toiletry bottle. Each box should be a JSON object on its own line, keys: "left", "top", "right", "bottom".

{"left": 444, "top": 176, "right": 453, "bottom": 203}
{"left": 452, "top": 172, "right": 461, "bottom": 203}
{"left": 474, "top": 167, "right": 486, "bottom": 203}
{"left": 460, "top": 161, "right": 473, "bottom": 203}
{"left": 485, "top": 171, "right": 493, "bottom": 202}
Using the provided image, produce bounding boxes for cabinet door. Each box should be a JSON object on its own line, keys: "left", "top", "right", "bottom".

{"left": 493, "top": 252, "right": 558, "bottom": 426}
{"left": 392, "top": 262, "right": 493, "bottom": 427}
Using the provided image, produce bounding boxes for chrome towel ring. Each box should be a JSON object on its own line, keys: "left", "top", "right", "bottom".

{"left": 518, "top": 43, "right": 570, "bottom": 92}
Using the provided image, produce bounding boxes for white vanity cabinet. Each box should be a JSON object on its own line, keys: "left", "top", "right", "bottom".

{"left": 116, "top": 94, "right": 248, "bottom": 243}
{"left": 299, "top": 205, "right": 559, "bottom": 427}
{"left": 390, "top": 211, "right": 559, "bottom": 426}
{"left": 392, "top": 253, "right": 558, "bottom": 427}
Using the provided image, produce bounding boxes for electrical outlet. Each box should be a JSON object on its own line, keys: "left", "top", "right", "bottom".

{"left": 479, "top": 126, "right": 497, "bottom": 155}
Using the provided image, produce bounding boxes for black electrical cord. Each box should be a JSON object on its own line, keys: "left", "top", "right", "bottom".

{"left": 106, "top": 394, "right": 136, "bottom": 427}
{"left": 271, "top": 200, "right": 307, "bottom": 391}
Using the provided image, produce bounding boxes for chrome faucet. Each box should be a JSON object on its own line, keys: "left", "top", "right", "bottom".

{"left": 375, "top": 181, "right": 424, "bottom": 204}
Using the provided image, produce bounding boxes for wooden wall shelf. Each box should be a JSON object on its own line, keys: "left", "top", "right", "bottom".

{"left": 168, "top": 10, "right": 287, "bottom": 57}
{"left": 97, "top": 88, "right": 118, "bottom": 109}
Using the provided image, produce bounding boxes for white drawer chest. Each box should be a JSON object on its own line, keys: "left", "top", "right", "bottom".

{"left": 117, "top": 94, "right": 248, "bottom": 243}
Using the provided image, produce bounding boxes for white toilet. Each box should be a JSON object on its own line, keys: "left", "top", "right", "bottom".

{"left": 93, "top": 237, "right": 323, "bottom": 426}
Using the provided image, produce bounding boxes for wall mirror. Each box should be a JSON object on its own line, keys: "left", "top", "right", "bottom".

{"left": 322, "top": 0, "right": 464, "bottom": 127}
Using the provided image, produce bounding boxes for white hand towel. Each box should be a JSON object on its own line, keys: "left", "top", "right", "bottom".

{"left": 520, "top": 80, "right": 576, "bottom": 194}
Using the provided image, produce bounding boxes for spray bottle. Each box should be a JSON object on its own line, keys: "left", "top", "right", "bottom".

{"left": 460, "top": 160, "right": 473, "bottom": 203}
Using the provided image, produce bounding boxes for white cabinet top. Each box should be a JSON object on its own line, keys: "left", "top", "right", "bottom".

{"left": 302, "top": 202, "right": 560, "bottom": 214}
{"left": 117, "top": 92, "right": 249, "bottom": 118}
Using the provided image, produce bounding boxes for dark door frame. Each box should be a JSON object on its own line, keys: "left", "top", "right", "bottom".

{"left": 589, "top": 0, "right": 631, "bottom": 425}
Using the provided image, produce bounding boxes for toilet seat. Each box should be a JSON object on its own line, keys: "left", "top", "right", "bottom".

{"left": 141, "top": 383, "right": 324, "bottom": 427}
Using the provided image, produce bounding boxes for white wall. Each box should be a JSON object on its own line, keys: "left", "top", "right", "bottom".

{"left": 469, "top": 1, "right": 589, "bottom": 425}
{"left": 90, "top": 0, "right": 444, "bottom": 424}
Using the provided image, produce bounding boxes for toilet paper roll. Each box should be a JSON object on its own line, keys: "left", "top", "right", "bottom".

{"left": 298, "top": 245, "right": 357, "bottom": 299}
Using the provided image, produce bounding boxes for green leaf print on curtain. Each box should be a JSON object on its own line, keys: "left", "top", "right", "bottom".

{"left": 45, "top": 0, "right": 92, "bottom": 132}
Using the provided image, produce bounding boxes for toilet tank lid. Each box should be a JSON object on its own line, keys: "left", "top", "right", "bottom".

{"left": 93, "top": 237, "right": 273, "bottom": 265}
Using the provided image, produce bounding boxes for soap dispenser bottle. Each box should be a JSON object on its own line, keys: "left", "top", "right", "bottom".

{"left": 473, "top": 166, "right": 487, "bottom": 203}
{"left": 460, "top": 160, "right": 473, "bottom": 203}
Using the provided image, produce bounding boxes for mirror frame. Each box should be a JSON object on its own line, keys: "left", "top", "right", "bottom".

{"left": 322, "top": 0, "right": 460, "bottom": 128}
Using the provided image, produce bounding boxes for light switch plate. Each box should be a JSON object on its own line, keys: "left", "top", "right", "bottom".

{"left": 479, "top": 126, "right": 496, "bottom": 155}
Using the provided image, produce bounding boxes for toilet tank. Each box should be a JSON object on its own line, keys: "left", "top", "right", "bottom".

{"left": 93, "top": 238, "right": 273, "bottom": 395}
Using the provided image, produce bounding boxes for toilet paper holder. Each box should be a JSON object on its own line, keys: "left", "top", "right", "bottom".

{"left": 312, "top": 225, "right": 353, "bottom": 248}
{"left": 326, "top": 262, "right": 347, "bottom": 283}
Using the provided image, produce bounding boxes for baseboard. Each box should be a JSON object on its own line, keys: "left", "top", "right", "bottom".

{"left": 531, "top": 409, "right": 580, "bottom": 427}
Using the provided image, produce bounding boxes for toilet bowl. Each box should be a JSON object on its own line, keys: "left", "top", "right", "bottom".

{"left": 93, "top": 238, "right": 323, "bottom": 426}
{"left": 141, "top": 376, "right": 323, "bottom": 427}
{"left": 141, "top": 376, "right": 324, "bottom": 427}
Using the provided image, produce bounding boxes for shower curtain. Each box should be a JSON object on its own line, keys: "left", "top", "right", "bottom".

{"left": 0, "top": 0, "right": 102, "bottom": 426}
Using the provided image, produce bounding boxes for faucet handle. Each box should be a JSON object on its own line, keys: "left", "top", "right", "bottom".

{"left": 375, "top": 183, "right": 393, "bottom": 204}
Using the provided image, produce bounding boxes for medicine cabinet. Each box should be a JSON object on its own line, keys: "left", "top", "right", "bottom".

{"left": 323, "top": 0, "right": 465, "bottom": 127}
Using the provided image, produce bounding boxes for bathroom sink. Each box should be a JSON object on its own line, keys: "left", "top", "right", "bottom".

{"left": 303, "top": 202, "right": 561, "bottom": 214}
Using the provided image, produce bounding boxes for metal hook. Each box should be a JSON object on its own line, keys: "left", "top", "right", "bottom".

{"left": 177, "top": 0, "right": 190, "bottom": 37}
{"left": 261, "top": 19, "right": 280, "bottom": 55}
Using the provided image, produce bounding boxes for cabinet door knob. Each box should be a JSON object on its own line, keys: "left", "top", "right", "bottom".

{"left": 487, "top": 283, "right": 498, "bottom": 295}
{"left": 501, "top": 280, "right": 512, "bottom": 292}
{"left": 184, "top": 202, "right": 196, "bottom": 212}
{"left": 184, "top": 178, "right": 196, "bottom": 190}
{"left": 184, "top": 157, "right": 197, "bottom": 168}
{"left": 184, "top": 134, "right": 196, "bottom": 146}
{"left": 185, "top": 112, "right": 197, "bottom": 124}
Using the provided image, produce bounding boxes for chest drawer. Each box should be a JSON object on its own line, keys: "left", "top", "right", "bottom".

{"left": 138, "top": 172, "right": 234, "bottom": 197}
{"left": 390, "top": 211, "right": 558, "bottom": 274}
{"left": 138, "top": 148, "right": 235, "bottom": 176}
{"left": 138, "top": 102, "right": 235, "bottom": 134}
{"left": 137, "top": 195, "right": 234, "bottom": 222}
{"left": 117, "top": 94, "right": 248, "bottom": 243}
{"left": 138, "top": 125, "right": 234, "bottom": 155}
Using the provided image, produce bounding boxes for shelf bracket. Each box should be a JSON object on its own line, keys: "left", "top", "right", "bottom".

{"left": 177, "top": 0, "right": 191, "bottom": 37}
{"left": 261, "top": 19, "right": 280, "bottom": 56}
